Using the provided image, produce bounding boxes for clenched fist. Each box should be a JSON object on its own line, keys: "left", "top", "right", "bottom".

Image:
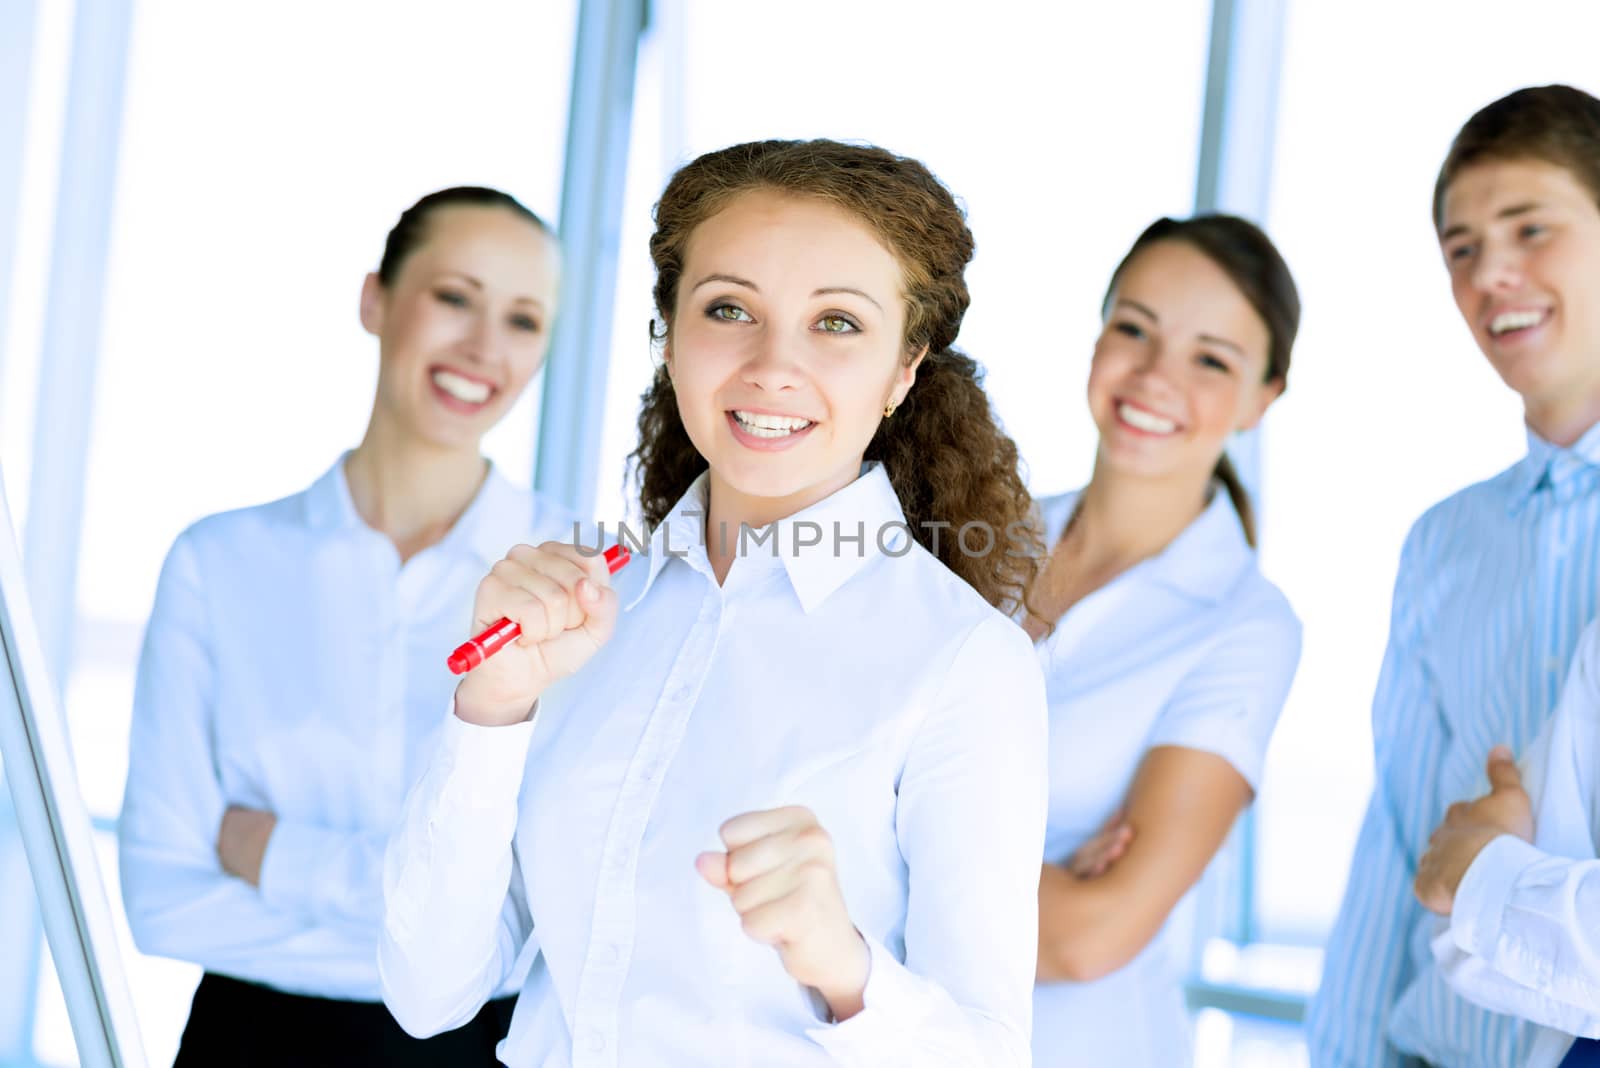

{"left": 696, "top": 806, "right": 870, "bottom": 1021}
{"left": 454, "top": 542, "right": 620, "bottom": 727}
{"left": 1415, "top": 745, "right": 1534, "bottom": 916}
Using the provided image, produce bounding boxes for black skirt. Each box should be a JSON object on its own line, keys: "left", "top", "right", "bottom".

{"left": 173, "top": 972, "right": 516, "bottom": 1067}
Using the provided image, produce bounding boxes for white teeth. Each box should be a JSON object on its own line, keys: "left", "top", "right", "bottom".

{"left": 733, "top": 410, "right": 813, "bottom": 438}
{"left": 432, "top": 369, "right": 491, "bottom": 404}
{"left": 1117, "top": 402, "right": 1177, "bottom": 435}
{"left": 1490, "top": 310, "right": 1546, "bottom": 336}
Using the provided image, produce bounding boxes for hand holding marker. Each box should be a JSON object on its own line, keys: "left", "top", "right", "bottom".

{"left": 448, "top": 543, "right": 631, "bottom": 675}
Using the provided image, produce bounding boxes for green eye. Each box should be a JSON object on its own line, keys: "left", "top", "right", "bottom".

{"left": 709, "top": 304, "right": 752, "bottom": 322}
{"left": 818, "top": 315, "right": 856, "bottom": 333}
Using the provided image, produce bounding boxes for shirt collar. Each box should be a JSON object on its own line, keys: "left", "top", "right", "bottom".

{"left": 1509, "top": 420, "right": 1600, "bottom": 512}
{"left": 303, "top": 455, "right": 360, "bottom": 532}
{"left": 623, "top": 463, "right": 908, "bottom": 614}
{"left": 1154, "top": 489, "right": 1255, "bottom": 602}
{"left": 300, "top": 452, "right": 544, "bottom": 567}
{"left": 1045, "top": 484, "right": 1254, "bottom": 605}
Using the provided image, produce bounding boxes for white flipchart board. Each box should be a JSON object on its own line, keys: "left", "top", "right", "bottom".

{"left": 0, "top": 464, "right": 146, "bottom": 1067}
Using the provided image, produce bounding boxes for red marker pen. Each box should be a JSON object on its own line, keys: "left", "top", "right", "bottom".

{"left": 447, "top": 543, "right": 631, "bottom": 675}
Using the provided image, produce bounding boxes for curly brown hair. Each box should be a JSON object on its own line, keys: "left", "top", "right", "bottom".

{"left": 628, "top": 138, "right": 1041, "bottom": 614}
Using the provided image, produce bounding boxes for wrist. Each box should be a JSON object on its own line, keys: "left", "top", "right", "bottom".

{"left": 453, "top": 687, "right": 541, "bottom": 727}
{"left": 817, "top": 928, "right": 870, "bottom": 1022}
{"left": 248, "top": 818, "right": 276, "bottom": 887}
{"left": 1451, "top": 826, "right": 1507, "bottom": 892}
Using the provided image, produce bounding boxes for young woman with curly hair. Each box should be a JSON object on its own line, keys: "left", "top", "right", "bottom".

{"left": 379, "top": 139, "right": 1049, "bottom": 1067}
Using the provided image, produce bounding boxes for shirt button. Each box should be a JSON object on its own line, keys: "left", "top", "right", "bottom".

{"left": 595, "top": 943, "right": 618, "bottom": 963}
{"left": 585, "top": 1032, "right": 607, "bottom": 1053}
{"left": 670, "top": 685, "right": 691, "bottom": 703}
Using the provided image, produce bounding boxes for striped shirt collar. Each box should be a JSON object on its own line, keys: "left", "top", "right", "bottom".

{"left": 1510, "top": 419, "right": 1600, "bottom": 512}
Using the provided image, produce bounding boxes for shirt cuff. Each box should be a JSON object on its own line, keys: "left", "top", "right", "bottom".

{"left": 259, "top": 818, "right": 341, "bottom": 915}
{"left": 806, "top": 935, "right": 934, "bottom": 1064}
{"left": 1453, "top": 833, "right": 1548, "bottom": 961}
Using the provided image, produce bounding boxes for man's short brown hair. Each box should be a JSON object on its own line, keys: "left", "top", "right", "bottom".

{"left": 1433, "top": 84, "right": 1600, "bottom": 230}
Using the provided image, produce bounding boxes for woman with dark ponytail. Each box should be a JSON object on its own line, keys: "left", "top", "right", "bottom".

{"left": 380, "top": 140, "right": 1048, "bottom": 1066}
{"left": 1026, "top": 215, "right": 1303, "bottom": 1066}
{"left": 120, "top": 187, "right": 571, "bottom": 1066}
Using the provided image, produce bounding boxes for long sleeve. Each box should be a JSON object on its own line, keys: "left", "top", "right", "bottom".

{"left": 1435, "top": 836, "right": 1600, "bottom": 1036}
{"left": 1307, "top": 529, "right": 1445, "bottom": 1068}
{"left": 118, "top": 533, "right": 369, "bottom": 977}
{"left": 1434, "top": 623, "right": 1600, "bottom": 1037}
{"left": 259, "top": 819, "right": 388, "bottom": 928}
{"left": 378, "top": 709, "right": 537, "bottom": 1038}
{"left": 808, "top": 615, "right": 1049, "bottom": 1067}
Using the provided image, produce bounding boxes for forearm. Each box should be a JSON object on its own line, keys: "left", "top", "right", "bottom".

{"left": 1036, "top": 860, "right": 1164, "bottom": 983}
{"left": 379, "top": 710, "right": 534, "bottom": 1037}
{"left": 1452, "top": 837, "right": 1600, "bottom": 1014}
{"left": 119, "top": 836, "right": 356, "bottom": 971}
{"left": 809, "top": 935, "right": 1031, "bottom": 1067}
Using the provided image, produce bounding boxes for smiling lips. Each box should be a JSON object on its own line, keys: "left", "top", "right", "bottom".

{"left": 1487, "top": 308, "right": 1551, "bottom": 339}
{"left": 730, "top": 409, "right": 815, "bottom": 439}
{"left": 1116, "top": 400, "right": 1178, "bottom": 436}
{"left": 431, "top": 367, "right": 494, "bottom": 407}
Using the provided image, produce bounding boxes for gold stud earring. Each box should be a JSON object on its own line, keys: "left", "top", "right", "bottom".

{"left": 883, "top": 402, "right": 897, "bottom": 419}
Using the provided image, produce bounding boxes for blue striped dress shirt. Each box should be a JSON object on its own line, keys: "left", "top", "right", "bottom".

{"left": 1307, "top": 421, "right": 1600, "bottom": 1068}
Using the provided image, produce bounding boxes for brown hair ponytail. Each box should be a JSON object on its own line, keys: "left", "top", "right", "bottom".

{"left": 1213, "top": 453, "right": 1256, "bottom": 547}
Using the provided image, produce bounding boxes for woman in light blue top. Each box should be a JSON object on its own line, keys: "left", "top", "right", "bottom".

{"left": 120, "top": 187, "right": 574, "bottom": 1067}
{"left": 1024, "top": 215, "right": 1304, "bottom": 1066}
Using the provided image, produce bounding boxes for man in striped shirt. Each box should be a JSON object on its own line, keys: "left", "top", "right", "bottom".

{"left": 1308, "top": 84, "right": 1600, "bottom": 1068}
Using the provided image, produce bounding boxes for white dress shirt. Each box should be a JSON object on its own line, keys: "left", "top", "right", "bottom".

{"left": 1433, "top": 616, "right": 1600, "bottom": 1067}
{"left": 118, "top": 456, "right": 576, "bottom": 1000}
{"left": 379, "top": 463, "right": 1050, "bottom": 1068}
{"left": 1029, "top": 488, "right": 1302, "bottom": 1068}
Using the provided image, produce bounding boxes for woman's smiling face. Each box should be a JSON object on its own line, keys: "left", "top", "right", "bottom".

{"left": 666, "top": 190, "right": 920, "bottom": 525}
{"left": 1088, "top": 239, "right": 1279, "bottom": 483}
{"left": 361, "top": 204, "right": 561, "bottom": 451}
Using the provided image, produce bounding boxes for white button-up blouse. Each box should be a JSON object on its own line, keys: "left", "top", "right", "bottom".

{"left": 380, "top": 463, "right": 1049, "bottom": 1067}
{"left": 119, "top": 457, "right": 575, "bottom": 1000}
